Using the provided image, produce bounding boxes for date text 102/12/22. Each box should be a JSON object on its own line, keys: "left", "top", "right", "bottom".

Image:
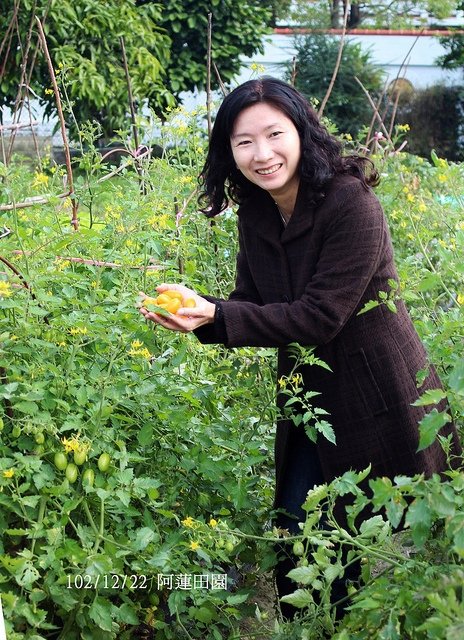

{"left": 66, "top": 574, "right": 148, "bottom": 590}
{"left": 65, "top": 573, "right": 228, "bottom": 591}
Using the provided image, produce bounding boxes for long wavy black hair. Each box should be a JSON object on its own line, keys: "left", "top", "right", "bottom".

{"left": 199, "top": 77, "right": 379, "bottom": 217}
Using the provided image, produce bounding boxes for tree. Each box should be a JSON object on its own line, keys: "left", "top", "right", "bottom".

{"left": 0, "top": 0, "right": 273, "bottom": 141}
{"left": 287, "top": 33, "right": 385, "bottom": 136}
{"left": 288, "top": 1, "right": 461, "bottom": 30}
{"left": 438, "top": 1, "right": 464, "bottom": 69}
{"left": 154, "top": 0, "right": 273, "bottom": 95}
{"left": 0, "top": 0, "right": 173, "bottom": 141}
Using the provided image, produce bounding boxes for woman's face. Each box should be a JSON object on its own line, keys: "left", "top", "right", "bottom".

{"left": 230, "top": 102, "right": 301, "bottom": 202}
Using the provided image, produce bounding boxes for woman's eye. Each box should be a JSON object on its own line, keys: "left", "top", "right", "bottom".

{"left": 237, "top": 140, "right": 251, "bottom": 146}
{"left": 270, "top": 131, "right": 283, "bottom": 138}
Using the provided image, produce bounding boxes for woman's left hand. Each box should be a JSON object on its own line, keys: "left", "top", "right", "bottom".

{"left": 138, "top": 284, "right": 216, "bottom": 333}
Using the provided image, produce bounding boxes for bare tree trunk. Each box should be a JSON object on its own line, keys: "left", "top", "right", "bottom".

{"left": 348, "top": 2, "right": 361, "bottom": 28}
{"left": 330, "top": 0, "right": 342, "bottom": 28}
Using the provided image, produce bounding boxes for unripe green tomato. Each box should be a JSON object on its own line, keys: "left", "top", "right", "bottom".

{"left": 97, "top": 452, "right": 111, "bottom": 473}
{"left": 293, "top": 541, "right": 305, "bottom": 557}
{"left": 82, "top": 468, "right": 95, "bottom": 487}
{"left": 12, "top": 425, "right": 21, "bottom": 438}
{"left": 0, "top": 417, "right": 4, "bottom": 432}
{"left": 65, "top": 463, "right": 78, "bottom": 484}
{"left": 35, "top": 432, "right": 45, "bottom": 445}
{"left": 73, "top": 449, "right": 87, "bottom": 466}
{"left": 54, "top": 452, "right": 68, "bottom": 471}
{"left": 225, "top": 541, "right": 235, "bottom": 553}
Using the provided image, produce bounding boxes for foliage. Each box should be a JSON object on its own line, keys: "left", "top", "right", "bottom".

{"left": 154, "top": 0, "right": 272, "bottom": 95}
{"left": 285, "top": 34, "right": 385, "bottom": 137}
{"left": 0, "top": 0, "right": 273, "bottom": 141}
{"left": 439, "top": 2, "right": 464, "bottom": 69}
{"left": 0, "top": 0, "right": 174, "bottom": 141}
{"left": 288, "top": 0, "right": 461, "bottom": 29}
{"left": 271, "top": 464, "right": 464, "bottom": 639}
{"left": 396, "top": 84, "right": 464, "bottom": 161}
{"left": 0, "top": 107, "right": 463, "bottom": 638}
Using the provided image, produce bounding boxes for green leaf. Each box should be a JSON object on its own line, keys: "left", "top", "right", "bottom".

{"left": 133, "top": 527, "right": 157, "bottom": 551}
{"left": 287, "top": 565, "right": 319, "bottom": 585}
{"left": 405, "top": 498, "right": 432, "bottom": 547}
{"left": 357, "top": 300, "right": 379, "bottom": 316}
{"left": 89, "top": 596, "right": 113, "bottom": 632}
{"left": 417, "top": 409, "right": 451, "bottom": 451}
{"left": 280, "top": 588, "right": 314, "bottom": 608}
{"left": 412, "top": 388, "right": 447, "bottom": 406}
{"left": 449, "top": 360, "right": 464, "bottom": 397}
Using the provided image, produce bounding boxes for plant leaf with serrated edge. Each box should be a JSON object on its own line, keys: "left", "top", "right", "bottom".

{"left": 417, "top": 409, "right": 451, "bottom": 451}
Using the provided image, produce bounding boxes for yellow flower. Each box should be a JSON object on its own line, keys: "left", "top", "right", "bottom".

{"left": 278, "top": 377, "right": 287, "bottom": 389}
{"left": 182, "top": 516, "right": 195, "bottom": 528}
{"left": 69, "top": 327, "right": 88, "bottom": 336}
{"left": 61, "top": 436, "right": 81, "bottom": 453}
{"left": 406, "top": 193, "right": 415, "bottom": 203}
{"left": 418, "top": 203, "right": 427, "bottom": 213}
{"left": 131, "top": 339, "right": 143, "bottom": 349}
{"left": 44, "top": 88, "right": 54, "bottom": 95}
{"left": 32, "top": 172, "right": 49, "bottom": 187}
{"left": 0, "top": 281, "right": 12, "bottom": 297}
{"left": 457, "top": 294, "right": 464, "bottom": 305}
{"left": 189, "top": 541, "right": 200, "bottom": 551}
{"left": 128, "top": 347, "right": 152, "bottom": 359}
{"left": 437, "top": 174, "right": 448, "bottom": 183}
{"left": 3, "top": 468, "right": 14, "bottom": 478}
{"left": 209, "top": 518, "right": 218, "bottom": 528}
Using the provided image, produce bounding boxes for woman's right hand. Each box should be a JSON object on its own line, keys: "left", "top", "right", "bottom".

{"left": 138, "top": 284, "right": 216, "bottom": 333}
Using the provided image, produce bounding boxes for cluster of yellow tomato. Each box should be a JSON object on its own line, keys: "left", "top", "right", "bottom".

{"left": 143, "top": 289, "right": 196, "bottom": 315}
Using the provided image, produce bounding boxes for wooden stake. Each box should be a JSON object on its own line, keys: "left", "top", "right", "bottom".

{"left": 35, "top": 16, "right": 79, "bottom": 230}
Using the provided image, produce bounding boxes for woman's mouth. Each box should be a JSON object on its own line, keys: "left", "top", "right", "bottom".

{"left": 256, "top": 164, "right": 282, "bottom": 176}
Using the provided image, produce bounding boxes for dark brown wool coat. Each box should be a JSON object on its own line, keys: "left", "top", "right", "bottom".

{"left": 196, "top": 174, "right": 461, "bottom": 509}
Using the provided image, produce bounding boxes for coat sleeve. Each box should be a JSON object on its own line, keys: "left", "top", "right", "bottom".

{"left": 221, "top": 183, "right": 389, "bottom": 348}
{"left": 194, "top": 219, "right": 263, "bottom": 344}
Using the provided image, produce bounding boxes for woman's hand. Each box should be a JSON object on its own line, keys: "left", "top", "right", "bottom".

{"left": 138, "top": 284, "right": 216, "bottom": 333}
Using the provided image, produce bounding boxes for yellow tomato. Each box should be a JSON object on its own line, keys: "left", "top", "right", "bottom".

{"left": 165, "top": 298, "right": 182, "bottom": 314}
{"left": 142, "top": 296, "right": 158, "bottom": 306}
{"left": 165, "top": 290, "right": 183, "bottom": 301}
{"left": 183, "top": 298, "right": 196, "bottom": 308}
{"left": 155, "top": 293, "right": 171, "bottom": 306}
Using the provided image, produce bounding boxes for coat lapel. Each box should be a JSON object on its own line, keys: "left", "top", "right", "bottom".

{"left": 281, "top": 182, "right": 316, "bottom": 244}
{"left": 238, "top": 182, "right": 316, "bottom": 246}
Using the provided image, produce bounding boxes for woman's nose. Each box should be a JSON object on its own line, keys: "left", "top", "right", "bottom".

{"left": 253, "top": 141, "right": 273, "bottom": 162}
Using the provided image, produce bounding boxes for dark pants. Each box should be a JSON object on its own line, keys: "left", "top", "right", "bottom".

{"left": 274, "top": 430, "right": 360, "bottom": 620}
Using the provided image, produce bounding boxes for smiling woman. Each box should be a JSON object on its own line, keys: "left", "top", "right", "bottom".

{"left": 139, "top": 77, "right": 462, "bottom": 620}
{"left": 230, "top": 103, "right": 301, "bottom": 222}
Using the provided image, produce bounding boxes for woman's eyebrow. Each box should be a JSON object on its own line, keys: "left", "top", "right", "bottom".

{"left": 231, "top": 122, "right": 283, "bottom": 139}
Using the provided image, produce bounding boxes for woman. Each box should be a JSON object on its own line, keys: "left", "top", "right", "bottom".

{"left": 140, "top": 77, "right": 461, "bottom": 615}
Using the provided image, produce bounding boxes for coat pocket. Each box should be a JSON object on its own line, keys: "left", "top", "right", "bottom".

{"left": 347, "top": 348, "right": 388, "bottom": 416}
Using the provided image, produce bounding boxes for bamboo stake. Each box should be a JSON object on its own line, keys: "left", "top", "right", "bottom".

{"left": 35, "top": 16, "right": 79, "bottom": 230}
{"left": 318, "top": 1, "right": 350, "bottom": 119}
{"left": 0, "top": 191, "right": 71, "bottom": 211}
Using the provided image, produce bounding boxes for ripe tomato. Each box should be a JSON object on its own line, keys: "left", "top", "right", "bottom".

{"left": 65, "top": 463, "right": 78, "bottom": 484}
{"left": 165, "top": 290, "right": 183, "bottom": 301}
{"left": 165, "top": 298, "right": 182, "bottom": 314}
{"left": 155, "top": 293, "right": 171, "bottom": 306}
{"left": 97, "top": 452, "right": 111, "bottom": 473}
{"left": 183, "top": 298, "right": 196, "bottom": 308}
{"left": 82, "top": 468, "right": 95, "bottom": 486}
{"left": 54, "top": 451, "right": 68, "bottom": 471}
{"left": 74, "top": 449, "right": 87, "bottom": 466}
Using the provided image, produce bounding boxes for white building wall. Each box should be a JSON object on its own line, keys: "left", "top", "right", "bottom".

{"left": 236, "top": 32, "right": 464, "bottom": 89}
